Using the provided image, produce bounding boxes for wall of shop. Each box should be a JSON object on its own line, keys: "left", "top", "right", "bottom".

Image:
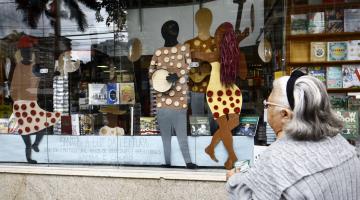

{"left": 127, "top": 0, "right": 264, "bottom": 55}
{"left": 0, "top": 167, "right": 227, "bottom": 200}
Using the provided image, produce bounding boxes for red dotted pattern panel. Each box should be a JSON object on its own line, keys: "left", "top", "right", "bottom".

{"left": 207, "top": 89, "right": 242, "bottom": 119}
{"left": 11, "top": 101, "right": 61, "bottom": 135}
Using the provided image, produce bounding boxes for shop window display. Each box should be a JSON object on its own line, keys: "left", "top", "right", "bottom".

{"left": 1, "top": 0, "right": 335, "bottom": 168}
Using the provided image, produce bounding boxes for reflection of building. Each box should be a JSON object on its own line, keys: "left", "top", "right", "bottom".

{"left": 91, "top": 39, "right": 128, "bottom": 58}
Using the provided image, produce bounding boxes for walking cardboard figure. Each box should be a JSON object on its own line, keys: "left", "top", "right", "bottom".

{"left": 9, "top": 35, "right": 61, "bottom": 163}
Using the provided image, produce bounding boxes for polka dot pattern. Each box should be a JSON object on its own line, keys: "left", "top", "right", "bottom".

{"left": 11, "top": 101, "right": 61, "bottom": 135}
{"left": 226, "top": 90, "right": 232, "bottom": 96}
{"left": 174, "top": 101, "right": 179, "bottom": 107}
{"left": 171, "top": 47, "right": 177, "bottom": 54}
{"left": 150, "top": 44, "right": 190, "bottom": 110}
{"left": 206, "top": 86, "right": 242, "bottom": 118}
{"left": 169, "top": 90, "right": 175, "bottom": 97}
{"left": 179, "top": 77, "right": 186, "bottom": 84}
{"left": 185, "top": 36, "right": 215, "bottom": 94}
{"left": 165, "top": 99, "right": 172, "bottom": 105}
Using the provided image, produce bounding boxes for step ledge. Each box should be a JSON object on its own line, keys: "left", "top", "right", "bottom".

{"left": 0, "top": 164, "right": 227, "bottom": 182}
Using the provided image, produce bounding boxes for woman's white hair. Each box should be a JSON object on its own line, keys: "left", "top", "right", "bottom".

{"left": 272, "top": 75, "right": 343, "bottom": 141}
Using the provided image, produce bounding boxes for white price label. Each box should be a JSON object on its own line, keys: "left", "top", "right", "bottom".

{"left": 40, "top": 68, "right": 48, "bottom": 74}
{"left": 190, "top": 62, "right": 199, "bottom": 68}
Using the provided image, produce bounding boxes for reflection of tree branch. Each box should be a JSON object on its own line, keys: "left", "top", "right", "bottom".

{"left": 63, "top": 0, "right": 88, "bottom": 32}
{"left": 96, "top": 0, "right": 127, "bottom": 39}
{"left": 15, "top": 0, "right": 99, "bottom": 32}
{"left": 15, "top": 0, "right": 127, "bottom": 38}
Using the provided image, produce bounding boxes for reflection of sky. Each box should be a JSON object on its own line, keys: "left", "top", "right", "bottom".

{"left": 0, "top": 2, "right": 123, "bottom": 62}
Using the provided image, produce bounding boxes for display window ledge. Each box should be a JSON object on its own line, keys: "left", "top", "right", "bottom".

{"left": 0, "top": 164, "right": 227, "bottom": 182}
{"left": 0, "top": 135, "right": 254, "bottom": 167}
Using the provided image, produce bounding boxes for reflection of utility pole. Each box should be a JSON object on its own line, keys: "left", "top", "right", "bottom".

{"left": 54, "top": 0, "right": 61, "bottom": 58}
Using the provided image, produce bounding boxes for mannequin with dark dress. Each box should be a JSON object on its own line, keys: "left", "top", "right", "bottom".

{"left": 149, "top": 20, "right": 197, "bottom": 168}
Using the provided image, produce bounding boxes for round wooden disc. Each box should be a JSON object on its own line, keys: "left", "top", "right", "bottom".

{"left": 127, "top": 38, "right": 142, "bottom": 62}
{"left": 152, "top": 69, "right": 172, "bottom": 93}
{"left": 258, "top": 38, "right": 272, "bottom": 63}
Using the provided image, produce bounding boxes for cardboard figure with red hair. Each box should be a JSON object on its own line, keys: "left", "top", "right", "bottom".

{"left": 192, "top": 23, "right": 248, "bottom": 169}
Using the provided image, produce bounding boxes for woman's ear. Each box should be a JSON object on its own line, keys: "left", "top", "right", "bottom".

{"left": 280, "top": 109, "right": 292, "bottom": 120}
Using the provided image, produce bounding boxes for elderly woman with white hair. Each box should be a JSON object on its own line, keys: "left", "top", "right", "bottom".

{"left": 226, "top": 71, "right": 360, "bottom": 200}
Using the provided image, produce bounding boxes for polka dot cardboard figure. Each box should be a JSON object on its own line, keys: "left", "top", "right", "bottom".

{"left": 149, "top": 44, "right": 191, "bottom": 110}
{"left": 9, "top": 35, "right": 62, "bottom": 163}
{"left": 192, "top": 22, "right": 248, "bottom": 170}
{"left": 185, "top": 8, "right": 215, "bottom": 115}
{"left": 148, "top": 20, "right": 196, "bottom": 169}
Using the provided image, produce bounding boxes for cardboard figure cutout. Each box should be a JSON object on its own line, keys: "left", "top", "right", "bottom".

{"left": 185, "top": 8, "right": 216, "bottom": 115}
{"left": 53, "top": 51, "right": 80, "bottom": 134}
{"left": 149, "top": 20, "right": 196, "bottom": 168}
{"left": 9, "top": 35, "right": 61, "bottom": 163}
{"left": 192, "top": 22, "right": 248, "bottom": 169}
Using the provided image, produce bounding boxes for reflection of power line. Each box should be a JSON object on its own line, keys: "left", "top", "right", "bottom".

{"left": 70, "top": 37, "right": 115, "bottom": 40}
{"left": 62, "top": 31, "right": 126, "bottom": 37}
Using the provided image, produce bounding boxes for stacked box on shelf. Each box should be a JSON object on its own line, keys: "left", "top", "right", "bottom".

{"left": 342, "top": 65, "right": 360, "bottom": 88}
{"left": 329, "top": 94, "right": 348, "bottom": 110}
{"left": 328, "top": 41, "right": 348, "bottom": 61}
{"left": 344, "top": 9, "right": 360, "bottom": 32}
{"left": 311, "top": 42, "right": 327, "bottom": 62}
{"left": 327, "top": 66, "right": 343, "bottom": 88}
{"left": 291, "top": 14, "right": 308, "bottom": 35}
{"left": 308, "top": 12, "right": 325, "bottom": 34}
{"left": 325, "top": 8, "right": 344, "bottom": 33}
{"left": 348, "top": 40, "right": 360, "bottom": 61}
{"left": 335, "top": 110, "right": 359, "bottom": 140}
{"left": 308, "top": 66, "right": 326, "bottom": 85}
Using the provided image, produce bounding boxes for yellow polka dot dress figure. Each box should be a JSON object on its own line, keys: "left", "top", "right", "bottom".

{"left": 148, "top": 20, "right": 197, "bottom": 169}
{"left": 192, "top": 22, "right": 247, "bottom": 170}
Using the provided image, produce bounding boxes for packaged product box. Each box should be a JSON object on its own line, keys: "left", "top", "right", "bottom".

{"left": 291, "top": 14, "right": 308, "bottom": 35}
{"left": 310, "top": 42, "right": 327, "bottom": 62}
{"left": 326, "top": 66, "right": 343, "bottom": 89}
{"left": 308, "top": 12, "right": 325, "bottom": 34}
{"left": 325, "top": 9, "right": 344, "bottom": 33}
{"left": 344, "top": 9, "right": 360, "bottom": 32}
{"left": 328, "top": 41, "right": 348, "bottom": 61}
{"left": 342, "top": 65, "right": 360, "bottom": 88}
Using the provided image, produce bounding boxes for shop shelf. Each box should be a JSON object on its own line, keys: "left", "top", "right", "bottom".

{"left": 286, "top": 32, "right": 360, "bottom": 41}
{"left": 327, "top": 88, "right": 360, "bottom": 93}
{"left": 289, "top": 2, "right": 360, "bottom": 14}
{"left": 287, "top": 60, "right": 360, "bottom": 67}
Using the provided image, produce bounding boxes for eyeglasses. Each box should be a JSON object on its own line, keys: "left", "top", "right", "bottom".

{"left": 263, "top": 100, "right": 290, "bottom": 109}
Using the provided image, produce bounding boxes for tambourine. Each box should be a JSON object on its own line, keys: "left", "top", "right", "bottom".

{"left": 151, "top": 69, "right": 173, "bottom": 93}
